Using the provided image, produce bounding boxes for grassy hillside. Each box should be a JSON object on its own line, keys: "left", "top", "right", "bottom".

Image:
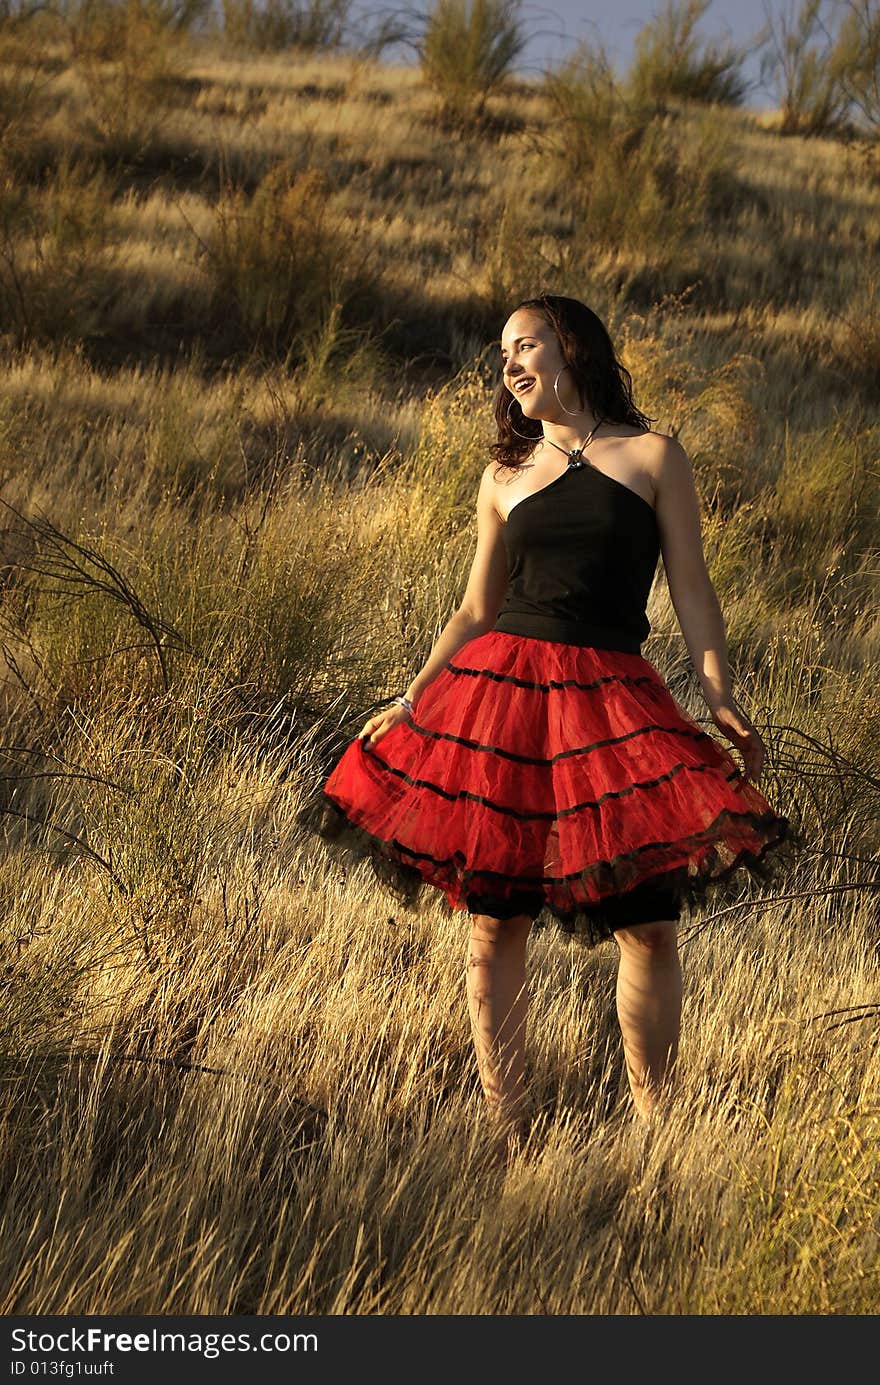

{"left": 0, "top": 22, "right": 878, "bottom": 1314}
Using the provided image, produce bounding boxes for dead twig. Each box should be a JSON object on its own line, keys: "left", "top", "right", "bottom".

{"left": 679, "top": 878, "right": 880, "bottom": 947}
{"left": 0, "top": 499, "right": 189, "bottom": 690}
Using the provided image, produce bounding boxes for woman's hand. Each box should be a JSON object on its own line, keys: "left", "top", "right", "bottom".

{"left": 709, "top": 700, "right": 765, "bottom": 783}
{"left": 358, "top": 701, "right": 412, "bottom": 748}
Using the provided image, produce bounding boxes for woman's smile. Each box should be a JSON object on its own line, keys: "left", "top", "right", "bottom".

{"left": 513, "top": 376, "right": 536, "bottom": 396}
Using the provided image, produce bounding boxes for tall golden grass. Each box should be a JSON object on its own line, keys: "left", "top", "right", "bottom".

{"left": 0, "top": 16, "right": 877, "bottom": 1313}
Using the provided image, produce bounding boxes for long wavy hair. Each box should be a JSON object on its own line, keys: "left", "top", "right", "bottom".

{"left": 490, "top": 293, "right": 656, "bottom": 470}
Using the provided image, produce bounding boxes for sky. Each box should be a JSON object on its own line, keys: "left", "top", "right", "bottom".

{"left": 348, "top": 1, "right": 787, "bottom": 110}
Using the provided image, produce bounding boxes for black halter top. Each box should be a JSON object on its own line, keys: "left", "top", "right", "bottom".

{"left": 491, "top": 457, "right": 661, "bottom": 654}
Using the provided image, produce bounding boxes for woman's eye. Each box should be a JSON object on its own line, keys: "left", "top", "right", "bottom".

{"left": 501, "top": 343, "right": 533, "bottom": 365}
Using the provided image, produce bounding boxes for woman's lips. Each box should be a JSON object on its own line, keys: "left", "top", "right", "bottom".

{"left": 514, "top": 379, "right": 535, "bottom": 396}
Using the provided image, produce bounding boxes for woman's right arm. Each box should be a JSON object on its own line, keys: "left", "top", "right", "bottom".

{"left": 359, "top": 464, "right": 509, "bottom": 745}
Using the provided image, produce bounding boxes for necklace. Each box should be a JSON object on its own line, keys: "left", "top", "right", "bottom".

{"left": 542, "top": 422, "right": 600, "bottom": 467}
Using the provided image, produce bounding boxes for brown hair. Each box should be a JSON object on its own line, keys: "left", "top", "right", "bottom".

{"left": 490, "top": 293, "right": 656, "bottom": 470}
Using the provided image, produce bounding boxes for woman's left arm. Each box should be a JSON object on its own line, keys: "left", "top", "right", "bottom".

{"left": 652, "top": 436, "right": 765, "bottom": 783}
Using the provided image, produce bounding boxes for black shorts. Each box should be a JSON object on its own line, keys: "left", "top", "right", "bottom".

{"left": 465, "top": 877, "right": 682, "bottom": 928}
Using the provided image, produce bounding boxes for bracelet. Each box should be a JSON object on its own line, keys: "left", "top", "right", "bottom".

{"left": 393, "top": 695, "right": 414, "bottom": 718}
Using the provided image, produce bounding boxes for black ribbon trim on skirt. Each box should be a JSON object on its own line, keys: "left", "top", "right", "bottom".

{"left": 444, "top": 661, "right": 659, "bottom": 694}
{"left": 295, "top": 788, "right": 807, "bottom": 948}
{"left": 405, "top": 716, "right": 713, "bottom": 766}
{"left": 358, "top": 744, "right": 741, "bottom": 818}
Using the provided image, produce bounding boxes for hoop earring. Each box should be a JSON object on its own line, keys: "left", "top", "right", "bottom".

{"left": 553, "top": 367, "right": 582, "bottom": 417}
{"left": 506, "top": 394, "right": 541, "bottom": 440}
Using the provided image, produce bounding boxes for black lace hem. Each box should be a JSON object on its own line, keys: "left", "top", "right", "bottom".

{"left": 295, "top": 787, "right": 808, "bottom": 948}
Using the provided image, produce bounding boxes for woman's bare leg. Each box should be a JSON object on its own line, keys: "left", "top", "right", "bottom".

{"left": 614, "top": 919, "right": 682, "bottom": 1121}
{"left": 466, "top": 912, "right": 533, "bottom": 1157}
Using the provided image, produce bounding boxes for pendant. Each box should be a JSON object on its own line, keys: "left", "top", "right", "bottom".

{"left": 568, "top": 447, "right": 585, "bottom": 467}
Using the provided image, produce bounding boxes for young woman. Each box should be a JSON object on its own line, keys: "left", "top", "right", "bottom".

{"left": 299, "top": 293, "right": 799, "bottom": 1163}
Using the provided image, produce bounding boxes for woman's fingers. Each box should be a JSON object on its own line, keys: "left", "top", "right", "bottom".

{"left": 711, "top": 705, "right": 765, "bottom": 782}
{"left": 359, "top": 704, "right": 410, "bottom": 746}
{"left": 738, "top": 731, "right": 764, "bottom": 783}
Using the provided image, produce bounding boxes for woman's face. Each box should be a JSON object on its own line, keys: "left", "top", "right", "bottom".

{"left": 500, "top": 310, "right": 578, "bottom": 419}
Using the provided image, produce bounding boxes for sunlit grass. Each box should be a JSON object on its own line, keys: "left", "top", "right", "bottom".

{"left": 0, "top": 26, "right": 876, "bottom": 1314}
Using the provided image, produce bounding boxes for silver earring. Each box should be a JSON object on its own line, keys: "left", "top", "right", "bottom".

{"left": 506, "top": 394, "right": 540, "bottom": 440}
{"left": 553, "top": 367, "right": 582, "bottom": 416}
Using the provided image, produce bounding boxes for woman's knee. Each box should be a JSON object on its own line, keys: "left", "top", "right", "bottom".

{"left": 614, "top": 918, "right": 679, "bottom": 955}
{"left": 468, "top": 912, "right": 533, "bottom": 947}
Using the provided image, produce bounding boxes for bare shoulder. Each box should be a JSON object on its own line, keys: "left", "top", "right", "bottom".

{"left": 635, "top": 427, "right": 683, "bottom": 462}
{"left": 635, "top": 431, "right": 695, "bottom": 501}
{"left": 641, "top": 429, "right": 690, "bottom": 467}
{"left": 642, "top": 432, "right": 709, "bottom": 584}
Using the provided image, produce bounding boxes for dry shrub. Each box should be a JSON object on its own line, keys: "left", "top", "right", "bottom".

{"left": 218, "top": 0, "right": 352, "bottom": 53}
{"left": 419, "top": 0, "right": 528, "bottom": 130}
{"left": 540, "top": 45, "right": 734, "bottom": 275}
{"left": 824, "top": 240, "right": 880, "bottom": 384}
{"left": 69, "top": 0, "right": 183, "bottom": 155}
{"left": 201, "top": 161, "right": 379, "bottom": 364}
{"left": 0, "top": 27, "right": 55, "bottom": 174}
{"left": 835, "top": 0, "right": 880, "bottom": 133}
{"left": 758, "top": 0, "right": 852, "bottom": 136}
{"left": 469, "top": 194, "right": 557, "bottom": 321}
{"left": 626, "top": 0, "right": 750, "bottom": 109}
{"left": 0, "top": 153, "right": 114, "bottom": 347}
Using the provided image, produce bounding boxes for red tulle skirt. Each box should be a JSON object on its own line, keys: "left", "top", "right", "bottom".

{"left": 299, "top": 630, "right": 801, "bottom": 945}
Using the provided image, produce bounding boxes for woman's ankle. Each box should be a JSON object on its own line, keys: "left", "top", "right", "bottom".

{"left": 485, "top": 1113, "right": 527, "bottom": 1170}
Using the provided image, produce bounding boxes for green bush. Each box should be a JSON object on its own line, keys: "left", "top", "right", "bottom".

{"left": 627, "top": 0, "right": 749, "bottom": 110}
{"left": 0, "top": 153, "right": 114, "bottom": 347}
{"left": 69, "top": 0, "right": 183, "bottom": 156}
{"left": 833, "top": 0, "right": 880, "bottom": 133}
{"left": 200, "top": 161, "right": 379, "bottom": 365}
{"left": 758, "top": 0, "right": 850, "bottom": 135}
{"left": 218, "top": 0, "right": 352, "bottom": 52}
{"left": 540, "top": 46, "right": 734, "bottom": 272}
{"left": 0, "top": 28, "right": 50, "bottom": 174}
{"left": 419, "top": 0, "right": 528, "bottom": 129}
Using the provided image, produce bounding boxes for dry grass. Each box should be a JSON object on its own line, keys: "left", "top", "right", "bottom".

{"left": 0, "top": 26, "right": 877, "bottom": 1314}
{"left": 0, "top": 829, "right": 877, "bottom": 1313}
